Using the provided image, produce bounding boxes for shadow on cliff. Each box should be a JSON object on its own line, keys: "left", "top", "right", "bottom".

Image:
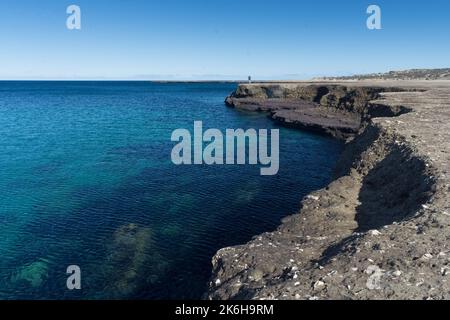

{"left": 354, "top": 148, "right": 434, "bottom": 232}
{"left": 318, "top": 144, "right": 435, "bottom": 265}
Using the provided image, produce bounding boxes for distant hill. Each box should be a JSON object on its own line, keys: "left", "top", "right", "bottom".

{"left": 316, "top": 68, "right": 450, "bottom": 81}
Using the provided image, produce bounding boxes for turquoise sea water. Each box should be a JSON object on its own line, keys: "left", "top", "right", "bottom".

{"left": 0, "top": 81, "right": 343, "bottom": 299}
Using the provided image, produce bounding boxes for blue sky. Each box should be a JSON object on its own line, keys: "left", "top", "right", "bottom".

{"left": 0, "top": 0, "right": 449, "bottom": 80}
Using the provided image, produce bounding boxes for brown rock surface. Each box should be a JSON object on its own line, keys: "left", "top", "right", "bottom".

{"left": 207, "top": 80, "right": 450, "bottom": 300}
{"left": 224, "top": 83, "right": 415, "bottom": 139}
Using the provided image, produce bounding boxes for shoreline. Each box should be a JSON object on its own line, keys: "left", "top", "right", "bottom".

{"left": 207, "top": 80, "right": 450, "bottom": 300}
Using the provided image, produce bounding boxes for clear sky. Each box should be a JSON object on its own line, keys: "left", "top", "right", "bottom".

{"left": 0, "top": 0, "right": 449, "bottom": 80}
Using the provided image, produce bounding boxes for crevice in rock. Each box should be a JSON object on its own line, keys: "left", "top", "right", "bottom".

{"left": 313, "top": 86, "right": 330, "bottom": 103}
{"left": 366, "top": 103, "right": 413, "bottom": 118}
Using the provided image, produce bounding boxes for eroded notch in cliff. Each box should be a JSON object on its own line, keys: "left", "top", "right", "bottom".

{"left": 318, "top": 125, "right": 437, "bottom": 265}
{"left": 313, "top": 86, "right": 330, "bottom": 103}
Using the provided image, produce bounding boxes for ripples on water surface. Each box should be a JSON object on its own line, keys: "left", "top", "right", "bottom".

{"left": 0, "top": 81, "right": 343, "bottom": 299}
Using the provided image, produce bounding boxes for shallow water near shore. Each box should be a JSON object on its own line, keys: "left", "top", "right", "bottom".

{"left": 0, "top": 81, "right": 343, "bottom": 299}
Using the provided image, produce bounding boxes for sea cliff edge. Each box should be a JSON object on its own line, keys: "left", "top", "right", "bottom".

{"left": 207, "top": 80, "right": 450, "bottom": 300}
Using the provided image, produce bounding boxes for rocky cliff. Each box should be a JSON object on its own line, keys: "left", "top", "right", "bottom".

{"left": 225, "top": 83, "right": 411, "bottom": 140}
{"left": 207, "top": 80, "right": 450, "bottom": 300}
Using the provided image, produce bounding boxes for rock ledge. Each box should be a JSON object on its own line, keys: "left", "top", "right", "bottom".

{"left": 207, "top": 80, "right": 450, "bottom": 300}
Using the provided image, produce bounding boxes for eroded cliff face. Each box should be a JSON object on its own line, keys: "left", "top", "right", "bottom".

{"left": 207, "top": 81, "right": 450, "bottom": 300}
{"left": 225, "top": 84, "right": 411, "bottom": 140}
{"left": 229, "top": 83, "right": 381, "bottom": 111}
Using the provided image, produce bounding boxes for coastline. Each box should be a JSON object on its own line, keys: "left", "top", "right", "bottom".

{"left": 207, "top": 80, "right": 450, "bottom": 300}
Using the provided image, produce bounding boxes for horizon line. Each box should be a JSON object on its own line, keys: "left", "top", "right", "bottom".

{"left": 0, "top": 78, "right": 316, "bottom": 82}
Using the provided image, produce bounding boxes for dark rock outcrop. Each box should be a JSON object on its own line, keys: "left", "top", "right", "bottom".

{"left": 225, "top": 84, "right": 411, "bottom": 140}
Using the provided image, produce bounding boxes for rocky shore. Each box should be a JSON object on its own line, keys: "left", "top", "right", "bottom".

{"left": 224, "top": 82, "right": 414, "bottom": 140}
{"left": 207, "top": 80, "right": 450, "bottom": 300}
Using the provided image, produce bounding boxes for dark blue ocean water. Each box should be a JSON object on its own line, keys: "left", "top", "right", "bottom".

{"left": 0, "top": 81, "right": 343, "bottom": 299}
